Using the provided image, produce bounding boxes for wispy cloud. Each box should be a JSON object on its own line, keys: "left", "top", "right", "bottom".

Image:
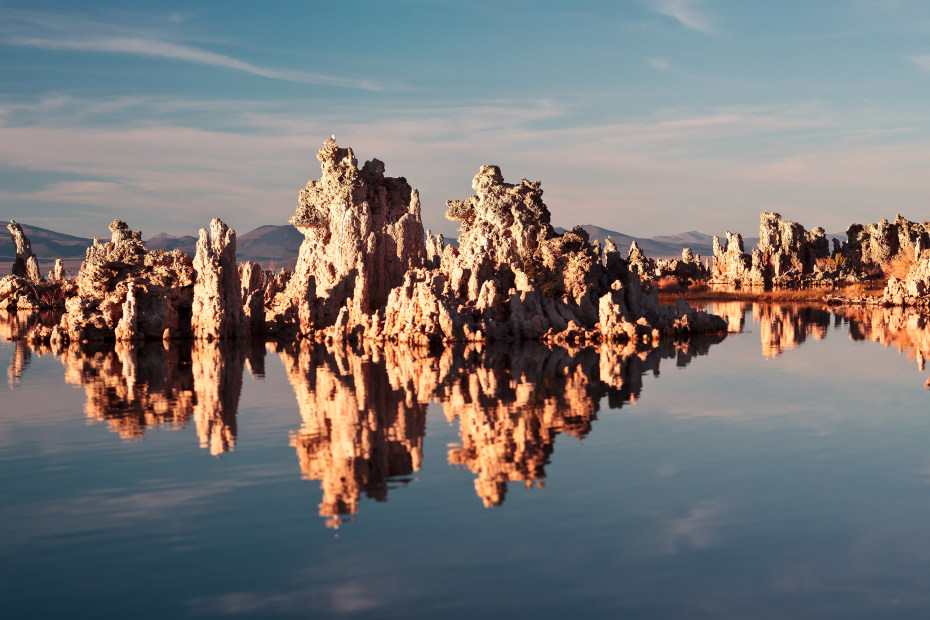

{"left": 0, "top": 9, "right": 379, "bottom": 90}
{"left": 909, "top": 54, "right": 930, "bottom": 71}
{"left": 649, "top": 0, "right": 716, "bottom": 34}
{"left": 649, "top": 57, "right": 673, "bottom": 71}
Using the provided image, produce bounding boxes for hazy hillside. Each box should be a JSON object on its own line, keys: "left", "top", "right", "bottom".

{"left": 5, "top": 220, "right": 848, "bottom": 271}
{"left": 558, "top": 225, "right": 716, "bottom": 259}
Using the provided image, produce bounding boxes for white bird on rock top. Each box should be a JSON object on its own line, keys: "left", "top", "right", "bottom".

{"left": 323, "top": 134, "right": 336, "bottom": 146}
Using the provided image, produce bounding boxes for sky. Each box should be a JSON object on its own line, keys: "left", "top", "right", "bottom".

{"left": 3, "top": 0, "right": 930, "bottom": 240}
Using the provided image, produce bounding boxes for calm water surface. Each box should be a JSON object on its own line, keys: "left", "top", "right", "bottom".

{"left": 2, "top": 303, "right": 930, "bottom": 619}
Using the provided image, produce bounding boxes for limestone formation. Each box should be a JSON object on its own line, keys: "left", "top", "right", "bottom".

{"left": 192, "top": 218, "right": 245, "bottom": 340}
{"left": 712, "top": 212, "right": 830, "bottom": 287}
{"left": 269, "top": 145, "right": 425, "bottom": 334}
{"left": 842, "top": 214, "right": 929, "bottom": 269}
{"left": 7, "top": 220, "right": 40, "bottom": 282}
{"left": 48, "top": 259, "right": 67, "bottom": 282}
{"left": 59, "top": 219, "right": 194, "bottom": 342}
{"left": 711, "top": 230, "right": 757, "bottom": 286}
{"left": 239, "top": 261, "right": 266, "bottom": 336}
{"left": 267, "top": 151, "right": 725, "bottom": 345}
{"left": 882, "top": 252, "right": 930, "bottom": 307}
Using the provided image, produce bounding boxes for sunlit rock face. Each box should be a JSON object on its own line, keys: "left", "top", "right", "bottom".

{"left": 712, "top": 213, "right": 829, "bottom": 287}
{"left": 269, "top": 145, "right": 426, "bottom": 334}
{"left": 382, "top": 165, "right": 726, "bottom": 344}
{"left": 268, "top": 149, "right": 725, "bottom": 344}
{"left": 1, "top": 222, "right": 68, "bottom": 310}
{"left": 61, "top": 220, "right": 195, "bottom": 342}
{"left": 756, "top": 212, "right": 829, "bottom": 281}
{"left": 192, "top": 219, "right": 245, "bottom": 341}
{"left": 844, "top": 214, "right": 930, "bottom": 269}
{"left": 884, "top": 251, "right": 930, "bottom": 307}
{"left": 6, "top": 220, "right": 40, "bottom": 282}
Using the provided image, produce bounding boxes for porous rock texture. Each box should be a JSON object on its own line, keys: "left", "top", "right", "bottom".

{"left": 270, "top": 150, "right": 726, "bottom": 345}
{"left": 192, "top": 218, "right": 245, "bottom": 340}
{"left": 268, "top": 145, "right": 426, "bottom": 334}
{"left": 712, "top": 212, "right": 831, "bottom": 287}
{"left": 7, "top": 220, "right": 40, "bottom": 282}
{"left": 59, "top": 219, "right": 195, "bottom": 342}
{"left": 1, "top": 220, "right": 68, "bottom": 310}
{"left": 842, "top": 214, "right": 930, "bottom": 269}
{"left": 883, "top": 249, "right": 930, "bottom": 307}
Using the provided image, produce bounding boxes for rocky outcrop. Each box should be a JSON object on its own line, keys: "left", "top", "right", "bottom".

{"left": 652, "top": 247, "right": 709, "bottom": 282}
{"left": 882, "top": 251, "right": 930, "bottom": 307}
{"left": 59, "top": 219, "right": 194, "bottom": 342}
{"left": 711, "top": 231, "right": 758, "bottom": 286}
{"left": 265, "top": 149, "right": 725, "bottom": 345}
{"left": 756, "top": 212, "right": 829, "bottom": 281}
{"left": 239, "top": 261, "right": 266, "bottom": 336}
{"left": 7, "top": 220, "right": 40, "bottom": 282}
{"left": 192, "top": 218, "right": 245, "bottom": 340}
{"left": 48, "top": 259, "right": 67, "bottom": 282}
{"left": 842, "top": 214, "right": 930, "bottom": 269}
{"left": 713, "top": 212, "right": 833, "bottom": 287}
{"left": 268, "top": 145, "right": 425, "bottom": 334}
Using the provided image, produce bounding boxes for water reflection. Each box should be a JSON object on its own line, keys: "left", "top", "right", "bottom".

{"left": 6, "top": 302, "right": 930, "bottom": 529}
{"left": 54, "top": 339, "right": 258, "bottom": 454}
{"left": 711, "top": 302, "right": 838, "bottom": 358}
{"left": 1, "top": 310, "right": 59, "bottom": 386}
{"left": 833, "top": 305, "right": 930, "bottom": 374}
{"left": 275, "top": 337, "right": 724, "bottom": 523}
{"left": 276, "top": 341, "right": 429, "bottom": 528}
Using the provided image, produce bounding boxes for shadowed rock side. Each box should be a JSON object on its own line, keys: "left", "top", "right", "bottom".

{"left": 276, "top": 334, "right": 725, "bottom": 526}
{"left": 267, "top": 150, "right": 726, "bottom": 345}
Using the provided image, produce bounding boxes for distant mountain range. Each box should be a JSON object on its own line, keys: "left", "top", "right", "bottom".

{"left": 1, "top": 220, "right": 846, "bottom": 271}
{"left": 0, "top": 221, "right": 305, "bottom": 269}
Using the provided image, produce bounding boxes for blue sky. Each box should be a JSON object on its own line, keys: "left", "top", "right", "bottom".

{"left": 3, "top": 0, "right": 930, "bottom": 240}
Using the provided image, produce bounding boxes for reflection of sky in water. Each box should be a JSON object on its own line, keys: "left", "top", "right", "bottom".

{"left": 2, "top": 305, "right": 930, "bottom": 618}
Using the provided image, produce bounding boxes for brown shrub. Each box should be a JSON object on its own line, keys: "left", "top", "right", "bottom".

{"left": 883, "top": 255, "right": 915, "bottom": 280}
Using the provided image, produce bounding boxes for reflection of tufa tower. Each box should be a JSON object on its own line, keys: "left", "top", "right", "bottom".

{"left": 279, "top": 341, "right": 427, "bottom": 528}
{"left": 53, "top": 339, "right": 249, "bottom": 455}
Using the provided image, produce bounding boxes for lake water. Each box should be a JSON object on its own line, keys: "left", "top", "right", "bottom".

{"left": 2, "top": 303, "right": 930, "bottom": 619}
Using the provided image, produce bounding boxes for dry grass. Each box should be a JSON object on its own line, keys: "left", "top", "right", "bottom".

{"left": 658, "top": 283, "right": 885, "bottom": 304}
{"left": 815, "top": 255, "right": 848, "bottom": 271}
{"left": 883, "top": 255, "right": 915, "bottom": 280}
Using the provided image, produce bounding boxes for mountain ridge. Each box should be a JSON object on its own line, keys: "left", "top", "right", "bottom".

{"left": 2, "top": 220, "right": 842, "bottom": 268}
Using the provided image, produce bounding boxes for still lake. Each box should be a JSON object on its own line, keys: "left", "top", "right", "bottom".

{"left": 2, "top": 303, "right": 930, "bottom": 619}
